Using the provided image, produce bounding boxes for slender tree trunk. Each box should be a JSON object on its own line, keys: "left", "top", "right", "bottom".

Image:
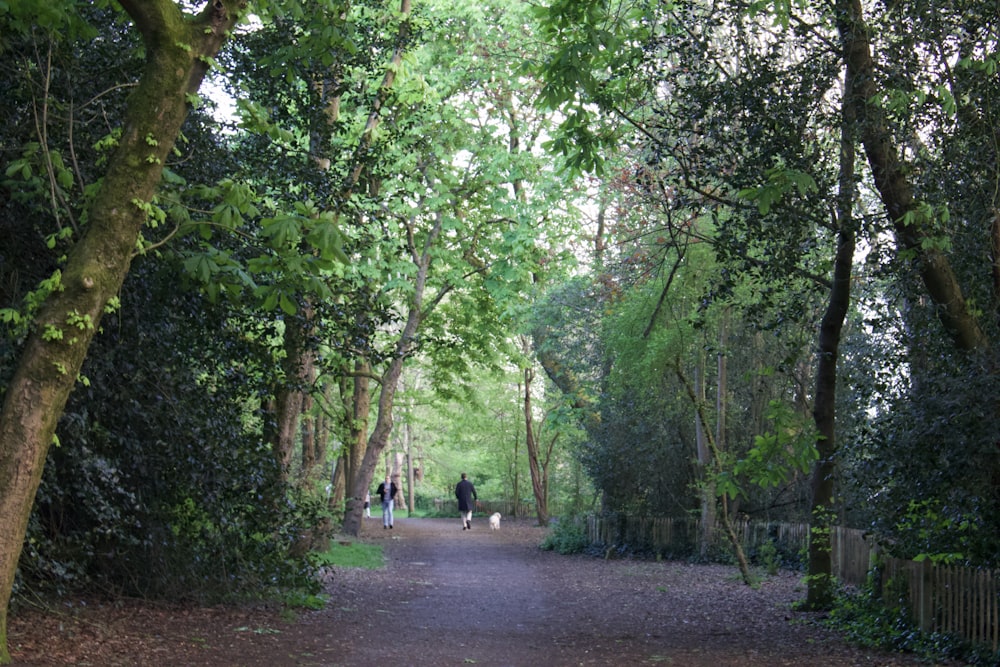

{"left": 695, "top": 353, "right": 716, "bottom": 558}
{"left": 314, "top": 383, "right": 333, "bottom": 468}
{"left": 523, "top": 365, "right": 550, "bottom": 526}
{"left": 328, "top": 372, "right": 353, "bottom": 510}
{"left": 300, "top": 392, "right": 316, "bottom": 480}
{"left": 675, "top": 363, "right": 753, "bottom": 585}
{"left": 0, "top": 2, "right": 244, "bottom": 661}
{"left": 541, "top": 432, "right": 559, "bottom": 516}
{"left": 330, "top": 0, "right": 414, "bottom": 534}
{"left": 273, "top": 321, "right": 306, "bottom": 481}
{"left": 513, "top": 404, "right": 522, "bottom": 518}
{"left": 406, "top": 428, "right": 415, "bottom": 517}
{"left": 342, "top": 338, "right": 414, "bottom": 537}
{"left": 804, "top": 64, "right": 858, "bottom": 611}
{"left": 392, "top": 451, "right": 406, "bottom": 511}
{"left": 342, "top": 358, "right": 371, "bottom": 522}
{"left": 329, "top": 455, "right": 346, "bottom": 513}
{"left": 399, "top": 420, "right": 414, "bottom": 514}
{"left": 715, "top": 314, "right": 728, "bottom": 515}
{"left": 519, "top": 334, "right": 550, "bottom": 524}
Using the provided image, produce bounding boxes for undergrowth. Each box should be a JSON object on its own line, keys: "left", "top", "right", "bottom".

{"left": 540, "top": 515, "right": 589, "bottom": 554}
{"left": 825, "top": 579, "right": 999, "bottom": 666}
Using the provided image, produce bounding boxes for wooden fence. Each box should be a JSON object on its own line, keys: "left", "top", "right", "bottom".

{"left": 587, "top": 514, "right": 999, "bottom": 654}
{"left": 881, "top": 558, "right": 999, "bottom": 652}
{"left": 431, "top": 498, "right": 535, "bottom": 518}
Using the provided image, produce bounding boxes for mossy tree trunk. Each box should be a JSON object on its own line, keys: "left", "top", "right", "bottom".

{"left": 0, "top": 2, "right": 244, "bottom": 662}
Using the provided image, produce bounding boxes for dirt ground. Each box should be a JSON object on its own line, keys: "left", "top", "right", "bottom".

{"left": 8, "top": 517, "right": 949, "bottom": 666}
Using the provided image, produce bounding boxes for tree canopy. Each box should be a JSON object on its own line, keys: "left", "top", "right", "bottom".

{"left": 2, "top": 0, "right": 999, "bottom": 661}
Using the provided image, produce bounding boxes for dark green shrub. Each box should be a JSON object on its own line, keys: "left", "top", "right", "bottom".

{"left": 540, "top": 515, "right": 589, "bottom": 554}
{"left": 18, "top": 257, "right": 321, "bottom": 604}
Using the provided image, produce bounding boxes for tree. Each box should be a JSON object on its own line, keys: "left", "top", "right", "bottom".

{"left": 328, "top": 0, "right": 576, "bottom": 535}
{"left": 521, "top": 339, "right": 553, "bottom": 525}
{"left": 832, "top": 0, "right": 1000, "bottom": 571}
{"left": 803, "top": 64, "right": 859, "bottom": 609}
{"left": 0, "top": 2, "right": 246, "bottom": 660}
{"left": 532, "top": 0, "right": 844, "bottom": 581}
{"left": 533, "top": 0, "right": 1000, "bottom": 604}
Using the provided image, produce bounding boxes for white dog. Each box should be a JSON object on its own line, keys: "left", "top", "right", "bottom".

{"left": 489, "top": 512, "right": 502, "bottom": 530}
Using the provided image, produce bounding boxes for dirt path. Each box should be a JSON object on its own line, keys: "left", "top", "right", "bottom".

{"left": 9, "top": 517, "right": 945, "bottom": 666}
{"left": 305, "top": 517, "right": 936, "bottom": 666}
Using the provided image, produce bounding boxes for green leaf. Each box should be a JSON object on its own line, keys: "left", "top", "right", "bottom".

{"left": 278, "top": 293, "right": 297, "bottom": 315}
{"left": 260, "top": 214, "right": 303, "bottom": 248}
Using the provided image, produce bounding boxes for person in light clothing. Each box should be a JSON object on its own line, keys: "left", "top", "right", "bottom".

{"left": 376, "top": 476, "right": 398, "bottom": 529}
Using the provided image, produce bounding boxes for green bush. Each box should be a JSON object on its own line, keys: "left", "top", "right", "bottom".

{"left": 540, "top": 515, "right": 589, "bottom": 554}
{"left": 756, "top": 539, "right": 780, "bottom": 575}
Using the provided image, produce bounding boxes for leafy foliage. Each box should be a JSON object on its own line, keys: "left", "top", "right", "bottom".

{"left": 20, "top": 257, "right": 321, "bottom": 602}
{"left": 539, "top": 515, "right": 589, "bottom": 555}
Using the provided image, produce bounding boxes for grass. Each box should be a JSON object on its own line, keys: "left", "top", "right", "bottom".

{"left": 313, "top": 539, "right": 385, "bottom": 569}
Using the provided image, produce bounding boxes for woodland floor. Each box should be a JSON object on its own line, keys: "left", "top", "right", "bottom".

{"left": 7, "top": 517, "right": 953, "bottom": 666}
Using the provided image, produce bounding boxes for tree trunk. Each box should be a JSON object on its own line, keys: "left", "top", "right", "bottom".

{"left": 406, "top": 429, "right": 415, "bottom": 517}
{"left": 298, "top": 338, "right": 318, "bottom": 483}
{"left": 329, "top": 371, "right": 354, "bottom": 507}
{"left": 272, "top": 317, "right": 302, "bottom": 481}
{"left": 805, "top": 70, "right": 858, "bottom": 610}
{"left": 400, "top": 421, "right": 414, "bottom": 514}
{"left": 342, "top": 358, "right": 371, "bottom": 522}
{"left": 836, "top": 0, "right": 986, "bottom": 352}
{"left": 695, "top": 353, "right": 716, "bottom": 559}
{"left": 342, "top": 205, "right": 439, "bottom": 537}
{"left": 715, "top": 314, "right": 728, "bottom": 516}
{"left": 675, "top": 363, "right": 754, "bottom": 585}
{"left": 513, "top": 435, "right": 521, "bottom": 519}
{"left": 342, "top": 338, "right": 415, "bottom": 537}
{"left": 329, "top": 455, "right": 346, "bottom": 513}
{"left": 300, "top": 395, "right": 316, "bottom": 481}
{"left": 274, "top": 309, "right": 316, "bottom": 481}
{"left": 314, "top": 383, "right": 333, "bottom": 471}
{"left": 392, "top": 450, "right": 406, "bottom": 511}
{"left": 0, "top": 2, "right": 243, "bottom": 661}
{"left": 523, "top": 365, "right": 550, "bottom": 526}
{"left": 328, "top": 0, "right": 414, "bottom": 534}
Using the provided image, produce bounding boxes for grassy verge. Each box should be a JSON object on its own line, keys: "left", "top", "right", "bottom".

{"left": 313, "top": 539, "right": 385, "bottom": 569}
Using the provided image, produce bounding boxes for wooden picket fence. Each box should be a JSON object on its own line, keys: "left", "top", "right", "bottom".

{"left": 880, "top": 557, "right": 999, "bottom": 652}
{"left": 586, "top": 514, "right": 1000, "bottom": 654}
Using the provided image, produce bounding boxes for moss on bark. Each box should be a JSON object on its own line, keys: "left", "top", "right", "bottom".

{"left": 0, "top": 2, "right": 245, "bottom": 662}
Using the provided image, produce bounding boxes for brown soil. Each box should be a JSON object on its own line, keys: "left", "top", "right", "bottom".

{"left": 8, "top": 517, "right": 947, "bottom": 666}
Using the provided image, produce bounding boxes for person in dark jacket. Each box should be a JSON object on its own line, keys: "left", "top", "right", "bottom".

{"left": 455, "top": 472, "right": 478, "bottom": 530}
{"left": 376, "top": 475, "right": 398, "bottom": 529}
